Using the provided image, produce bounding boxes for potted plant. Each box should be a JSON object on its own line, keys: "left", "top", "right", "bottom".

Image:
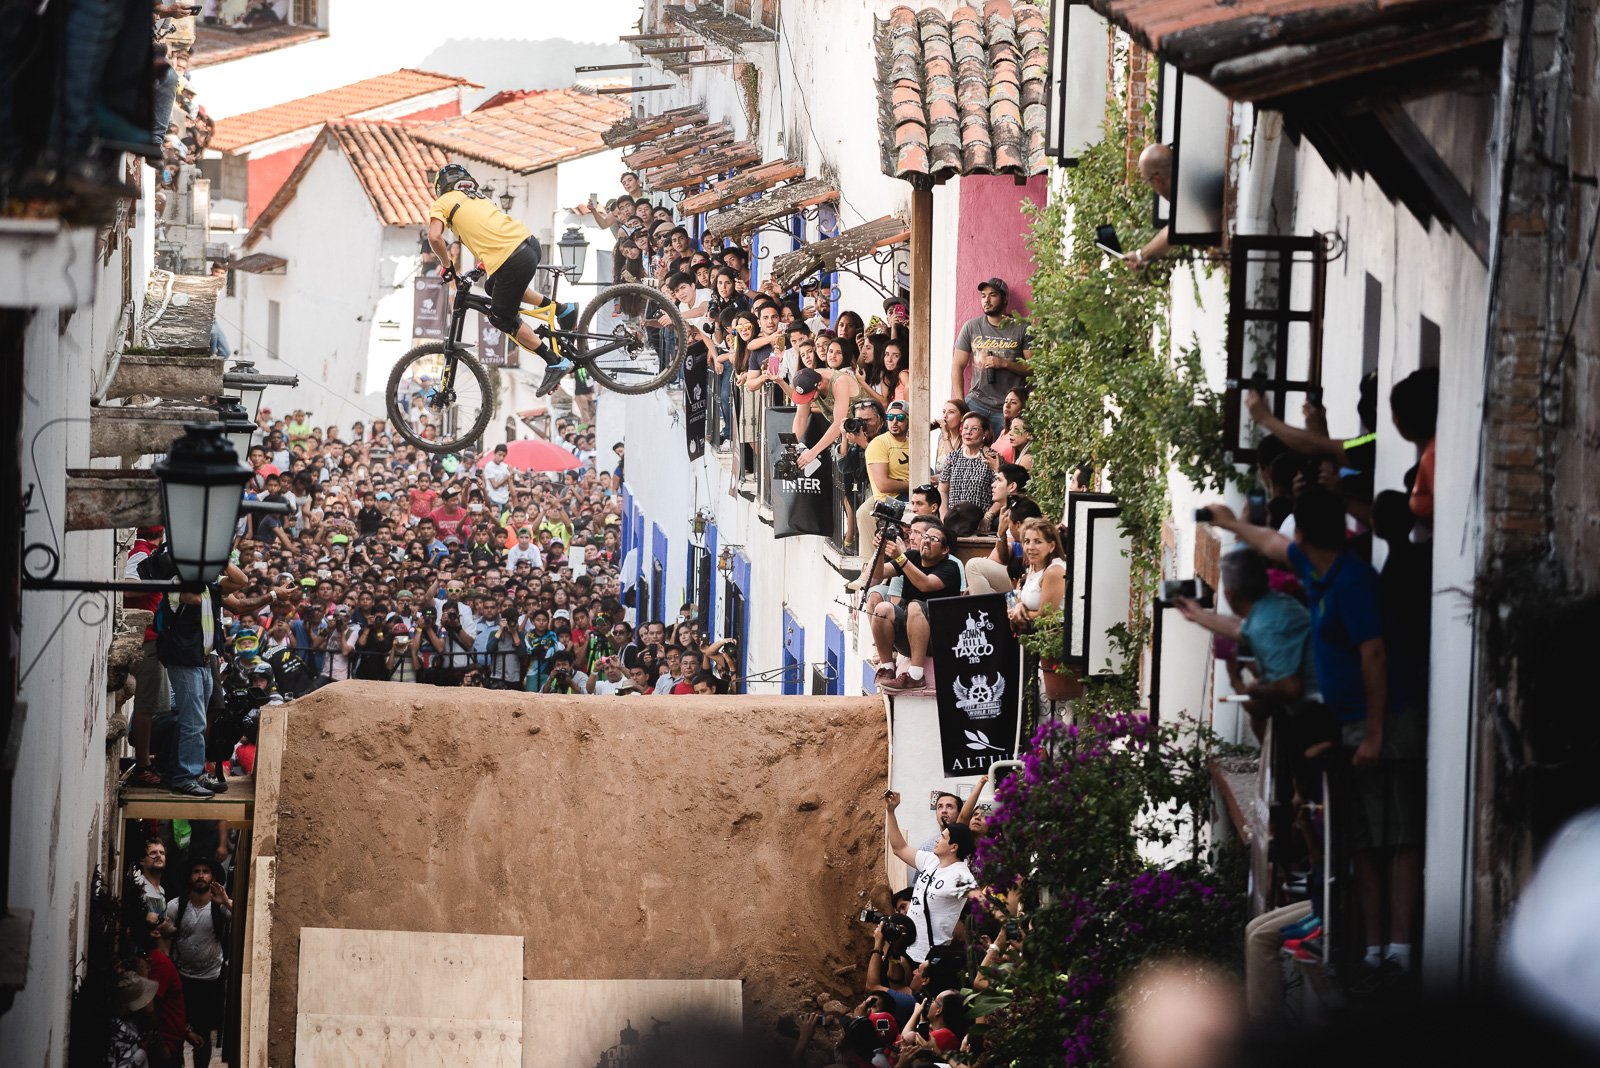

{"left": 1018, "top": 605, "right": 1081, "bottom": 700}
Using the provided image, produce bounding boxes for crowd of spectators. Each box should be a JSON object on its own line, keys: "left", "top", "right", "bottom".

{"left": 1180, "top": 367, "right": 1438, "bottom": 1002}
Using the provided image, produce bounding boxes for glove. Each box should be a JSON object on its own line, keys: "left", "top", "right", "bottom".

{"left": 441, "top": 265, "right": 457, "bottom": 282}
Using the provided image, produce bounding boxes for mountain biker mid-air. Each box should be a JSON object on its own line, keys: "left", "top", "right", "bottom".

{"left": 426, "top": 163, "right": 577, "bottom": 397}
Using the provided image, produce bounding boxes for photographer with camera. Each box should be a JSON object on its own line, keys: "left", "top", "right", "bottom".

{"left": 487, "top": 607, "right": 525, "bottom": 689}
{"left": 539, "top": 648, "right": 586, "bottom": 694}
{"left": 864, "top": 915, "right": 922, "bottom": 1027}
{"left": 884, "top": 791, "right": 978, "bottom": 963}
{"left": 868, "top": 519, "right": 961, "bottom": 692}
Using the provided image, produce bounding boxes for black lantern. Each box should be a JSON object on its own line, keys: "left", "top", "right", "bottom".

{"left": 557, "top": 226, "right": 589, "bottom": 282}
{"left": 153, "top": 424, "right": 252, "bottom": 585}
{"left": 717, "top": 545, "right": 736, "bottom": 575}
{"left": 499, "top": 190, "right": 515, "bottom": 213}
{"left": 212, "top": 396, "right": 257, "bottom": 463}
{"left": 223, "top": 360, "right": 268, "bottom": 420}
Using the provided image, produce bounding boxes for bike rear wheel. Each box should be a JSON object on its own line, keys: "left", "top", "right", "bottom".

{"left": 386, "top": 342, "right": 494, "bottom": 454}
{"left": 572, "top": 282, "right": 688, "bottom": 395}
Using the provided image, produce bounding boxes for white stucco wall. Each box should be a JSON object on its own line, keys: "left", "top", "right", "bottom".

{"left": 1, "top": 179, "right": 152, "bottom": 1067}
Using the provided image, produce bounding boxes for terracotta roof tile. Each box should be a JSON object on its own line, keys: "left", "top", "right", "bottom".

{"left": 190, "top": 22, "right": 326, "bottom": 69}
{"left": 411, "top": 88, "right": 628, "bottom": 174}
{"left": 875, "top": 2, "right": 1049, "bottom": 184}
{"left": 327, "top": 121, "right": 449, "bottom": 227}
{"left": 211, "top": 69, "right": 477, "bottom": 151}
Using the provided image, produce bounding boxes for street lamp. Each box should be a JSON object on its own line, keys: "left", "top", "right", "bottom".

{"left": 222, "top": 360, "right": 268, "bottom": 419}
{"left": 213, "top": 396, "right": 257, "bottom": 463}
{"left": 717, "top": 545, "right": 737, "bottom": 575}
{"left": 154, "top": 424, "right": 253, "bottom": 585}
{"left": 499, "top": 190, "right": 515, "bottom": 213}
{"left": 557, "top": 226, "right": 589, "bottom": 282}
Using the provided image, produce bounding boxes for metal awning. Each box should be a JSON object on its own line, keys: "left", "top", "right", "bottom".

{"left": 771, "top": 216, "right": 909, "bottom": 291}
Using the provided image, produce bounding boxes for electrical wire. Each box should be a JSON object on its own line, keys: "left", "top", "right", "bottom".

{"left": 775, "top": 6, "right": 871, "bottom": 227}
{"left": 210, "top": 310, "right": 389, "bottom": 425}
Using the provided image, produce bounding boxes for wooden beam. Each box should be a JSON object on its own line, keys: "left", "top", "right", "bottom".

{"left": 246, "top": 856, "right": 275, "bottom": 1068}
{"left": 595, "top": 84, "right": 677, "bottom": 94}
{"left": 252, "top": 707, "right": 287, "bottom": 858}
{"left": 574, "top": 62, "right": 648, "bottom": 72}
{"left": 638, "top": 44, "right": 707, "bottom": 55}
{"left": 1371, "top": 102, "right": 1490, "bottom": 264}
{"left": 666, "top": 59, "right": 741, "bottom": 68}
{"left": 618, "top": 32, "right": 680, "bottom": 40}
{"left": 908, "top": 189, "right": 934, "bottom": 484}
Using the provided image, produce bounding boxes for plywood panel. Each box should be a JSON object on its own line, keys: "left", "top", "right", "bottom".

{"left": 521, "top": 980, "right": 742, "bottom": 1068}
{"left": 296, "top": 1013, "right": 522, "bottom": 1068}
{"left": 297, "top": 929, "right": 524, "bottom": 1022}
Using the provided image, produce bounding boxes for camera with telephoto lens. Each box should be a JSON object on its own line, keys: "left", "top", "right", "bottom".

{"left": 858, "top": 908, "right": 890, "bottom": 924}
{"left": 843, "top": 417, "right": 864, "bottom": 434}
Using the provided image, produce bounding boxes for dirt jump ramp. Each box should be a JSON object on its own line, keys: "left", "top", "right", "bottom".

{"left": 266, "top": 682, "right": 890, "bottom": 1065}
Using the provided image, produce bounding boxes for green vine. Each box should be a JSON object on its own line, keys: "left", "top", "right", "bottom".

{"left": 1022, "top": 60, "right": 1237, "bottom": 708}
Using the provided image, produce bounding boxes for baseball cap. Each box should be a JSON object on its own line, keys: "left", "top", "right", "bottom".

{"left": 553, "top": 608, "right": 571, "bottom": 620}
{"left": 792, "top": 367, "right": 822, "bottom": 401}
{"left": 978, "top": 276, "right": 1009, "bottom": 299}
{"left": 300, "top": 577, "right": 316, "bottom": 587}
{"left": 886, "top": 399, "right": 909, "bottom": 417}
{"left": 136, "top": 525, "right": 164, "bottom": 538}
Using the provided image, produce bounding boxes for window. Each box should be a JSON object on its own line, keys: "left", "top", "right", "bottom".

{"left": 782, "top": 608, "right": 804, "bottom": 696}
{"left": 688, "top": 542, "right": 714, "bottom": 637}
{"left": 1223, "top": 234, "right": 1328, "bottom": 463}
{"left": 292, "top": 0, "right": 319, "bottom": 26}
{"left": 1044, "top": 0, "right": 1110, "bottom": 166}
{"left": 1419, "top": 315, "right": 1441, "bottom": 370}
{"left": 1362, "top": 273, "right": 1382, "bottom": 377}
{"left": 1061, "top": 492, "right": 1131, "bottom": 678}
{"left": 266, "top": 299, "right": 280, "bottom": 360}
{"left": 722, "top": 574, "right": 747, "bottom": 693}
{"left": 1159, "top": 69, "right": 1231, "bottom": 246}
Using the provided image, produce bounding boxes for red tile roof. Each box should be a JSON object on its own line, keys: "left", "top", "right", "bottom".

{"left": 327, "top": 122, "right": 450, "bottom": 226}
{"left": 410, "top": 88, "right": 629, "bottom": 174}
{"left": 873, "top": 1, "right": 1050, "bottom": 185}
{"left": 242, "top": 121, "right": 448, "bottom": 249}
{"left": 212, "top": 69, "right": 477, "bottom": 152}
{"left": 190, "top": 22, "right": 327, "bottom": 69}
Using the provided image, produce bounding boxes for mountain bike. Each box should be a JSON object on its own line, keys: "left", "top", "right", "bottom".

{"left": 386, "top": 265, "right": 687, "bottom": 454}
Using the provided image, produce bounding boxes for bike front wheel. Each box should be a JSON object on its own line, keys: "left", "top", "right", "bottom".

{"left": 386, "top": 342, "right": 495, "bottom": 454}
{"left": 572, "top": 282, "right": 688, "bottom": 395}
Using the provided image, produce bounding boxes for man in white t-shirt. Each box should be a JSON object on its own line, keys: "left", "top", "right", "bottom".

{"left": 885, "top": 791, "right": 977, "bottom": 962}
{"left": 482, "top": 443, "right": 513, "bottom": 510}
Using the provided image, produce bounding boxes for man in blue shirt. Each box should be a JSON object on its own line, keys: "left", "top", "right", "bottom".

{"left": 1202, "top": 486, "right": 1423, "bottom": 976}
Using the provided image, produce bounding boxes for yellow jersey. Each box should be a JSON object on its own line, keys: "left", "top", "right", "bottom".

{"left": 429, "top": 191, "right": 531, "bottom": 275}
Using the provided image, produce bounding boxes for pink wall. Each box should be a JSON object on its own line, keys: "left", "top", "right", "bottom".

{"left": 953, "top": 174, "right": 1048, "bottom": 394}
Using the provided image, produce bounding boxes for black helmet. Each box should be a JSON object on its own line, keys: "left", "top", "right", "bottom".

{"left": 433, "top": 163, "right": 478, "bottom": 198}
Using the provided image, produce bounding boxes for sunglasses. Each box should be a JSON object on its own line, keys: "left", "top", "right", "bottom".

{"left": 885, "top": 414, "right": 908, "bottom": 422}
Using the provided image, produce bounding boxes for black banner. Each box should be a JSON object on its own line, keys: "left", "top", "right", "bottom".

{"left": 414, "top": 276, "right": 447, "bottom": 340}
{"left": 478, "top": 312, "right": 509, "bottom": 366}
{"left": 765, "top": 405, "right": 833, "bottom": 539}
{"left": 929, "top": 593, "right": 1021, "bottom": 777}
{"left": 684, "top": 340, "right": 708, "bottom": 460}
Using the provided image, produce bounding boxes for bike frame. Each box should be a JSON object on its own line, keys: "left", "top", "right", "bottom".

{"left": 445, "top": 265, "right": 642, "bottom": 367}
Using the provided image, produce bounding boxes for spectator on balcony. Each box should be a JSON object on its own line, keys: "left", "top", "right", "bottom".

{"left": 1200, "top": 487, "right": 1422, "bottom": 975}
{"left": 1174, "top": 548, "right": 1317, "bottom": 743}
{"left": 1244, "top": 371, "right": 1380, "bottom": 477}
{"left": 967, "top": 497, "right": 1042, "bottom": 596}
{"left": 1389, "top": 368, "right": 1439, "bottom": 537}
{"left": 911, "top": 483, "right": 942, "bottom": 517}
{"left": 991, "top": 390, "right": 1028, "bottom": 462}
{"left": 950, "top": 279, "right": 1032, "bottom": 438}
{"left": 939, "top": 411, "right": 1002, "bottom": 520}
{"left": 868, "top": 520, "right": 962, "bottom": 692}
{"left": 979, "top": 463, "right": 1030, "bottom": 535}
{"left": 1123, "top": 144, "right": 1173, "bottom": 270}
{"left": 1006, "top": 414, "right": 1035, "bottom": 470}
{"left": 793, "top": 337, "right": 863, "bottom": 473}
{"left": 932, "top": 399, "right": 969, "bottom": 479}
{"left": 861, "top": 336, "right": 910, "bottom": 410}
{"left": 1005, "top": 518, "right": 1066, "bottom": 636}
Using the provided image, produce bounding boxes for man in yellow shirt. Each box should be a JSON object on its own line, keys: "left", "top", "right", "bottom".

{"left": 427, "top": 164, "right": 576, "bottom": 397}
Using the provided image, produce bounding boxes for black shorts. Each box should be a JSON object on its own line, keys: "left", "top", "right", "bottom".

{"left": 485, "top": 236, "right": 541, "bottom": 335}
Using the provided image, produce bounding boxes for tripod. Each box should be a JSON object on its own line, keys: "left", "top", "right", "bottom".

{"left": 857, "top": 525, "right": 901, "bottom": 612}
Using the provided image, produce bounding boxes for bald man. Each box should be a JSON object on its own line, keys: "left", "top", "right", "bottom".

{"left": 1125, "top": 143, "right": 1172, "bottom": 270}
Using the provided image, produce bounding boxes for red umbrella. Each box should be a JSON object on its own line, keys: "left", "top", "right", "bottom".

{"left": 474, "top": 439, "right": 585, "bottom": 472}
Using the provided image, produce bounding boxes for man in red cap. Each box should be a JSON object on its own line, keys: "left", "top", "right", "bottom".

{"left": 124, "top": 526, "right": 169, "bottom": 786}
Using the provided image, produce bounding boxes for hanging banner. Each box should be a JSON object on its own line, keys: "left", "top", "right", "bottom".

{"left": 684, "top": 340, "right": 709, "bottom": 460}
{"left": 928, "top": 593, "right": 1021, "bottom": 777}
{"left": 477, "top": 312, "right": 509, "bottom": 367}
{"left": 414, "top": 276, "right": 448, "bottom": 340}
{"left": 765, "top": 405, "right": 833, "bottom": 539}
